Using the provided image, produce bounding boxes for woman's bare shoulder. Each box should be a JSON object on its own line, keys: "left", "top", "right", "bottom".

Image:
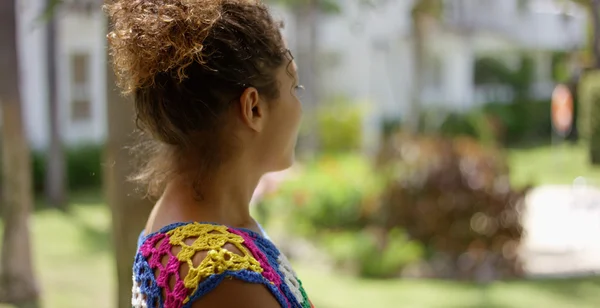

{"left": 191, "top": 278, "right": 281, "bottom": 308}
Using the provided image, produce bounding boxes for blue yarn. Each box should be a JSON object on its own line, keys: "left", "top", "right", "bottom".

{"left": 133, "top": 251, "right": 164, "bottom": 308}
{"left": 183, "top": 269, "right": 288, "bottom": 308}
{"left": 250, "top": 233, "right": 304, "bottom": 308}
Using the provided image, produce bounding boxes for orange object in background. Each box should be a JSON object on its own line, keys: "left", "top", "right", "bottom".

{"left": 551, "top": 84, "right": 574, "bottom": 137}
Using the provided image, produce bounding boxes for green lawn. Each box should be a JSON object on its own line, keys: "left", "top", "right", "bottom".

{"left": 27, "top": 200, "right": 114, "bottom": 308}
{"left": 297, "top": 265, "right": 600, "bottom": 308}
{"left": 508, "top": 143, "right": 600, "bottom": 188}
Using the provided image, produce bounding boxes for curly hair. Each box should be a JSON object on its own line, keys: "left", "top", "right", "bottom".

{"left": 104, "top": 0, "right": 289, "bottom": 198}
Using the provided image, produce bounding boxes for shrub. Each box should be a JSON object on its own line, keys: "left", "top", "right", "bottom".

{"left": 30, "top": 144, "right": 103, "bottom": 194}
{"left": 263, "top": 155, "right": 382, "bottom": 236}
{"left": 317, "top": 97, "right": 364, "bottom": 154}
{"left": 483, "top": 100, "right": 551, "bottom": 145}
{"left": 258, "top": 154, "right": 427, "bottom": 279}
{"left": 439, "top": 111, "right": 499, "bottom": 146}
{"left": 321, "top": 228, "right": 424, "bottom": 278}
{"left": 474, "top": 55, "right": 534, "bottom": 101}
{"left": 440, "top": 100, "right": 552, "bottom": 146}
{"left": 578, "top": 70, "right": 600, "bottom": 163}
{"left": 376, "top": 133, "right": 528, "bottom": 281}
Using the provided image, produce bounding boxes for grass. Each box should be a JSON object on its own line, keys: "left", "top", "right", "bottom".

{"left": 508, "top": 143, "right": 600, "bottom": 188}
{"left": 0, "top": 194, "right": 115, "bottom": 308}
{"left": 296, "top": 264, "right": 600, "bottom": 308}
{"left": 0, "top": 144, "right": 598, "bottom": 307}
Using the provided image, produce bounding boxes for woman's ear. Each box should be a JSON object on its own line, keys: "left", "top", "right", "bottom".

{"left": 238, "top": 87, "right": 265, "bottom": 132}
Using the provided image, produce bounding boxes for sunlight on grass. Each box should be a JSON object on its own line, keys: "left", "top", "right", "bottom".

{"left": 508, "top": 144, "right": 600, "bottom": 188}
{"left": 295, "top": 264, "right": 600, "bottom": 308}
{"left": 31, "top": 204, "right": 114, "bottom": 308}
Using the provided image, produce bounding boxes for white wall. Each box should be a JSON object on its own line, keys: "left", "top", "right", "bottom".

{"left": 444, "top": 0, "right": 587, "bottom": 51}
{"left": 57, "top": 11, "right": 106, "bottom": 145}
{"left": 316, "top": 1, "right": 414, "bottom": 112}
{"left": 16, "top": 0, "right": 49, "bottom": 150}
{"left": 440, "top": 34, "right": 475, "bottom": 111}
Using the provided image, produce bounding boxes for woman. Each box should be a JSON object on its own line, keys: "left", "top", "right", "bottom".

{"left": 105, "top": 0, "right": 312, "bottom": 307}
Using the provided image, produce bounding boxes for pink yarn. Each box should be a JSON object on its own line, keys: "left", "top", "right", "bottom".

{"left": 139, "top": 233, "right": 188, "bottom": 308}
{"left": 227, "top": 228, "right": 281, "bottom": 286}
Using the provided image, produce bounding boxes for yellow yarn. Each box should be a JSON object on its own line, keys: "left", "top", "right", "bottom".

{"left": 166, "top": 223, "right": 264, "bottom": 302}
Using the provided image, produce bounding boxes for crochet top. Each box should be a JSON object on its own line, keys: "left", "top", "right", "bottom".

{"left": 131, "top": 222, "right": 314, "bottom": 308}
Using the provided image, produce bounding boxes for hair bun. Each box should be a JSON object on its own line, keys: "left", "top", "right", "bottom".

{"left": 105, "top": 0, "right": 232, "bottom": 93}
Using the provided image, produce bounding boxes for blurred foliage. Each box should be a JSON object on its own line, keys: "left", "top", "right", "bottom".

{"left": 259, "top": 154, "right": 426, "bottom": 278}
{"left": 31, "top": 144, "right": 103, "bottom": 194}
{"left": 578, "top": 70, "right": 600, "bottom": 164}
{"left": 551, "top": 51, "right": 571, "bottom": 83}
{"left": 323, "top": 228, "right": 424, "bottom": 278}
{"left": 317, "top": 97, "right": 364, "bottom": 154}
{"left": 376, "top": 134, "right": 528, "bottom": 281}
{"left": 321, "top": 228, "right": 424, "bottom": 278}
{"left": 40, "top": 0, "right": 62, "bottom": 22}
{"left": 381, "top": 118, "right": 403, "bottom": 139}
{"left": 483, "top": 100, "right": 552, "bottom": 145}
{"left": 262, "top": 131, "right": 529, "bottom": 280}
{"left": 411, "top": 0, "right": 443, "bottom": 20}
{"left": 474, "top": 56, "right": 535, "bottom": 100}
{"left": 440, "top": 100, "right": 552, "bottom": 146}
{"left": 265, "top": 155, "right": 381, "bottom": 234}
{"left": 440, "top": 111, "right": 498, "bottom": 146}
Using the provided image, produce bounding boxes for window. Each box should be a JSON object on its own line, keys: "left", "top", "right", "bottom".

{"left": 70, "top": 53, "right": 91, "bottom": 122}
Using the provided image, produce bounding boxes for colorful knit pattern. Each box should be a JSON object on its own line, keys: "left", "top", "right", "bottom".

{"left": 132, "top": 222, "right": 314, "bottom": 308}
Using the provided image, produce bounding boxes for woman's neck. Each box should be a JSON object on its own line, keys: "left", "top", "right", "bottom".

{"left": 145, "top": 162, "right": 263, "bottom": 234}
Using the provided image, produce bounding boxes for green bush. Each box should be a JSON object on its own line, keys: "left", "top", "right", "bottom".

{"left": 259, "top": 154, "right": 425, "bottom": 279}
{"left": 317, "top": 97, "right": 364, "bottom": 154}
{"left": 439, "top": 111, "right": 497, "bottom": 145}
{"left": 440, "top": 100, "right": 552, "bottom": 146}
{"left": 263, "top": 155, "right": 382, "bottom": 236}
{"left": 321, "top": 228, "right": 424, "bottom": 278}
{"left": 474, "top": 55, "right": 534, "bottom": 100}
{"left": 483, "top": 100, "right": 552, "bottom": 145}
{"left": 552, "top": 52, "right": 570, "bottom": 83}
{"left": 31, "top": 144, "right": 103, "bottom": 194}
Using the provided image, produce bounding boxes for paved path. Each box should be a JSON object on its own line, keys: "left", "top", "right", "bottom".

{"left": 521, "top": 183, "right": 600, "bottom": 277}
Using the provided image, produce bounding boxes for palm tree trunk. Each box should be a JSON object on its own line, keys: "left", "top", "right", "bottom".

{"left": 0, "top": 0, "right": 41, "bottom": 306}
{"left": 589, "top": 0, "right": 600, "bottom": 164}
{"left": 592, "top": 0, "right": 600, "bottom": 68}
{"left": 45, "top": 4, "right": 67, "bottom": 209}
{"left": 409, "top": 11, "right": 427, "bottom": 134}
{"left": 104, "top": 21, "right": 154, "bottom": 308}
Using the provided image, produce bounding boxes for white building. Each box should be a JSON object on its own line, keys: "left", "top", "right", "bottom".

{"left": 16, "top": 0, "right": 106, "bottom": 149}
{"left": 14, "top": 0, "right": 587, "bottom": 149}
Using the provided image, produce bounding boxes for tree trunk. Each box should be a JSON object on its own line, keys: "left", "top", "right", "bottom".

{"left": 409, "top": 10, "right": 427, "bottom": 134}
{"left": 104, "top": 21, "right": 154, "bottom": 308}
{"left": 45, "top": 3, "right": 67, "bottom": 209}
{"left": 0, "top": 0, "right": 41, "bottom": 306}
{"left": 590, "top": 0, "right": 600, "bottom": 164}
{"left": 592, "top": 0, "right": 600, "bottom": 69}
{"left": 294, "top": 0, "right": 320, "bottom": 156}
